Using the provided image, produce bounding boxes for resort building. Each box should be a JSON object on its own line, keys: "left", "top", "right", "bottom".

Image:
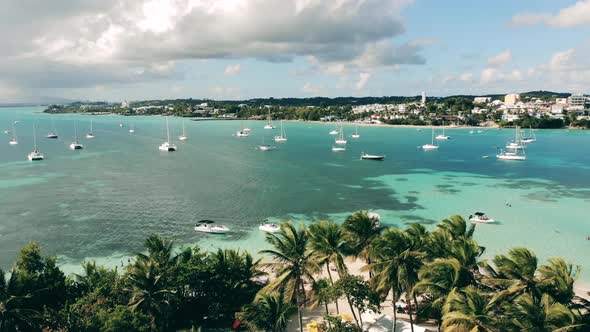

{"left": 504, "top": 94, "right": 520, "bottom": 105}
{"left": 473, "top": 96, "right": 491, "bottom": 104}
{"left": 567, "top": 94, "right": 586, "bottom": 110}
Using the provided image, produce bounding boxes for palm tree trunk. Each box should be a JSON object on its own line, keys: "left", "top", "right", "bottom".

{"left": 325, "top": 262, "right": 340, "bottom": 314}
{"left": 407, "top": 294, "right": 415, "bottom": 332}
{"left": 367, "top": 256, "right": 373, "bottom": 278}
{"left": 296, "top": 290, "right": 304, "bottom": 332}
{"left": 392, "top": 287, "right": 398, "bottom": 332}
{"left": 345, "top": 294, "right": 361, "bottom": 327}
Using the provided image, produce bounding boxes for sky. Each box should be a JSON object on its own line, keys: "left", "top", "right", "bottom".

{"left": 0, "top": 0, "right": 589, "bottom": 103}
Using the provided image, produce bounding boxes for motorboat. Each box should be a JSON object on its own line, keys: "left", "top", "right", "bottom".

{"left": 332, "top": 146, "right": 346, "bottom": 152}
{"left": 159, "top": 117, "right": 177, "bottom": 151}
{"left": 469, "top": 212, "right": 495, "bottom": 224}
{"left": 361, "top": 153, "right": 385, "bottom": 160}
{"left": 259, "top": 222, "right": 281, "bottom": 233}
{"left": 194, "top": 220, "right": 230, "bottom": 234}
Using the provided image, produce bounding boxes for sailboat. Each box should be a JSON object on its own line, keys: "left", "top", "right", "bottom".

{"left": 178, "top": 119, "right": 188, "bottom": 141}
{"left": 329, "top": 123, "right": 339, "bottom": 135}
{"left": 435, "top": 121, "right": 450, "bottom": 140}
{"left": 274, "top": 120, "right": 287, "bottom": 142}
{"left": 335, "top": 126, "right": 347, "bottom": 145}
{"left": 332, "top": 146, "right": 346, "bottom": 152}
{"left": 422, "top": 126, "right": 439, "bottom": 150}
{"left": 46, "top": 117, "right": 58, "bottom": 138}
{"left": 506, "top": 126, "right": 525, "bottom": 150}
{"left": 520, "top": 126, "right": 536, "bottom": 143}
{"left": 264, "top": 109, "right": 275, "bottom": 129}
{"left": 69, "top": 121, "right": 84, "bottom": 150}
{"left": 236, "top": 120, "right": 249, "bottom": 137}
{"left": 86, "top": 119, "right": 95, "bottom": 139}
{"left": 351, "top": 125, "right": 360, "bottom": 139}
{"left": 9, "top": 122, "right": 18, "bottom": 145}
{"left": 360, "top": 152, "right": 385, "bottom": 160}
{"left": 28, "top": 124, "right": 44, "bottom": 161}
{"left": 159, "top": 117, "right": 177, "bottom": 151}
{"left": 496, "top": 146, "right": 526, "bottom": 161}
{"left": 129, "top": 123, "right": 135, "bottom": 133}
{"left": 257, "top": 137, "right": 275, "bottom": 151}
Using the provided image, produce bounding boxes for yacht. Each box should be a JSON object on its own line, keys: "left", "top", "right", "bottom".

{"left": 469, "top": 212, "right": 495, "bottom": 224}
{"left": 47, "top": 117, "right": 58, "bottom": 138}
{"left": 274, "top": 120, "right": 287, "bottom": 142}
{"left": 360, "top": 152, "right": 385, "bottom": 160}
{"left": 28, "top": 124, "right": 44, "bottom": 161}
{"left": 236, "top": 120, "right": 250, "bottom": 137}
{"left": 178, "top": 119, "right": 188, "bottom": 141}
{"left": 9, "top": 123, "right": 17, "bottom": 145}
{"left": 334, "top": 126, "right": 347, "bottom": 145}
{"left": 520, "top": 126, "right": 536, "bottom": 143}
{"left": 496, "top": 148, "right": 526, "bottom": 161}
{"left": 85, "top": 119, "right": 95, "bottom": 139}
{"left": 259, "top": 221, "right": 280, "bottom": 233}
{"left": 69, "top": 122, "right": 84, "bottom": 150}
{"left": 435, "top": 121, "right": 450, "bottom": 140}
{"left": 263, "top": 109, "right": 275, "bottom": 129}
{"left": 332, "top": 146, "right": 346, "bottom": 152}
{"left": 351, "top": 125, "right": 360, "bottom": 139}
{"left": 159, "top": 117, "right": 177, "bottom": 151}
{"left": 505, "top": 126, "right": 525, "bottom": 150}
{"left": 422, "top": 126, "right": 439, "bottom": 150}
{"left": 194, "top": 220, "right": 230, "bottom": 234}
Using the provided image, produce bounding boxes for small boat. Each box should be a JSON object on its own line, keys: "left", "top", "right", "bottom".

{"left": 28, "top": 124, "right": 44, "bottom": 161}
{"left": 236, "top": 120, "right": 250, "bottom": 137}
{"left": 332, "top": 146, "right": 346, "bottom": 152}
{"left": 47, "top": 117, "right": 58, "bottom": 138}
{"left": 335, "top": 126, "right": 347, "bottom": 145}
{"left": 274, "top": 120, "right": 287, "bottom": 142}
{"left": 505, "top": 126, "right": 526, "bottom": 150}
{"left": 129, "top": 124, "right": 135, "bottom": 133}
{"left": 469, "top": 129, "right": 475, "bottom": 134}
{"left": 9, "top": 122, "right": 17, "bottom": 145}
{"left": 69, "top": 122, "right": 84, "bottom": 150}
{"left": 435, "top": 121, "right": 450, "bottom": 140}
{"left": 119, "top": 123, "right": 124, "bottom": 127}
{"left": 257, "top": 144, "right": 275, "bottom": 151}
{"left": 520, "top": 126, "right": 536, "bottom": 143}
{"left": 178, "top": 119, "right": 188, "bottom": 141}
{"left": 3, "top": 130, "right": 9, "bottom": 134}
{"left": 194, "top": 220, "right": 230, "bottom": 234}
{"left": 469, "top": 212, "right": 495, "bottom": 224}
{"left": 259, "top": 222, "right": 280, "bottom": 233}
{"left": 85, "top": 119, "right": 95, "bottom": 139}
{"left": 422, "top": 126, "right": 439, "bottom": 150}
{"left": 496, "top": 149, "right": 526, "bottom": 160}
{"left": 351, "top": 125, "right": 360, "bottom": 139}
{"left": 264, "top": 109, "right": 275, "bottom": 129}
{"left": 477, "top": 130, "right": 483, "bottom": 133}
{"left": 159, "top": 117, "right": 177, "bottom": 151}
{"left": 361, "top": 153, "right": 385, "bottom": 160}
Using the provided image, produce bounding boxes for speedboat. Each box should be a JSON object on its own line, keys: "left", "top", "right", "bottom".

{"left": 361, "top": 153, "right": 385, "bottom": 160}
{"left": 236, "top": 131, "right": 249, "bottom": 137}
{"left": 46, "top": 132, "right": 58, "bottom": 139}
{"left": 329, "top": 130, "right": 339, "bottom": 135}
{"left": 70, "top": 142, "right": 84, "bottom": 150}
{"left": 332, "top": 146, "right": 346, "bottom": 152}
{"left": 194, "top": 220, "right": 230, "bottom": 234}
{"left": 264, "top": 124, "right": 275, "bottom": 129}
{"left": 259, "top": 222, "right": 281, "bottom": 233}
{"left": 257, "top": 144, "right": 275, "bottom": 151}
{"left": 469, "top": 212, "right": 495, "bottom": 223}
{"left": 159, "top": 142, "right": 177, "bottom": 151}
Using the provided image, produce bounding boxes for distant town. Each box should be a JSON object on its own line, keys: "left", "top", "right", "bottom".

{"left": 44, "top": 91, "right": 590, "bottom": 129}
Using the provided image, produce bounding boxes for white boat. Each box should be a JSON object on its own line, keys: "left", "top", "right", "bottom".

{"left": 69, "top": 122, "right": 84, "bottom": 150}
{"left": 361, "top": 153, "right": 385, "bottom": 160}
{"left": 329, "top": 123, "right": 339, "bottom": 135}
{"left": 194, "top": 220, "right": 230, "bottom": 234}
{"left": 477, "top": 130, "right": 483, "bottom": 133}
{"left": 351, "top": 125, "right": 360, "bottom": 138}
{"left": 257, "top": 144, "right": 275, "bottom": 151}
{"left": 332, "top": 146, "right": 346, "bottom": 152}
{"left": 422, "top": 126, "right": 439, "bottom": 150}
{"left": 496, "top": 149, "right": 526, "bottom": 160}
{"left": 47, "top": 117, "right": 58, "bottom": 139}
{"left": 9, "top": 122, "right": 17, "bottom": 145}
{"left": 129, "top": 124, "right": 135, "bottom": 133}
{"left": 469, "top": 212, "right": 495, "bottom": 224}
{"left": 259, "top": 222, "right": 280, "bottom": 233}
{"left": 3, "top": 130, "right": 9, "bottom": 134}
{"left": 243, "top": 127, "right": 251, "bottom": 132}
{"left": 506, "top": 126, "right": 526, "bottom": 150}
{"left": 236, "top": 120, "right": 250, "bottom": 137}
{"left": 119, "top": 123, "right": 124, "bottom": 127}
{"left": 85, "top": 119, "right": 95, "bottom": 139}
{"left": 28, "top": 124, "right": 44, "bottom": 161}
{"left": 435, "top": 121, "right": 450, "bottom": 140}
{"left": 264, "top": 109, "right": 275, "bottom": 129}
{"left": 159, "top": 117, "right": 177, "bottom": 151}
{"left": 520, "top": 126, "right": 536, "bottom": 143}
{"left": 335, "top": 126, "right": 347, "bottom": 145}
{"left": 469, "top": 129, "right": 475, "bottom": 134}
{"left": 274, "top": 120, "right": 287, "bottom": 142}
{"left": 178, "top": 119, "right": 188, "bottom": 141}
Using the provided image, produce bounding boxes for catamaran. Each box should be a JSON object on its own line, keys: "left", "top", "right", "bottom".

{"left": 335, "top": 126, "right": 347, "bottom": 145}
{"left": 361, "top": 152, "right": 385, "bottom": 160}
{"left": 159, "top": 117, "right": 177, "bottom": 151}
{"left": 69, "top": 122, "right": 84, "bottom": 150}
{"left": 178, "top": 119, "right": 188, "bottom": 141}
{"left": 351, "top": 125, "right": 360, "bottom": 138}
{"left": 496, "top": 148, "right": 526, "bottom": 160}
{"left": 236, "top": 120, "right": 249, "bottom": 137}
{"left": 274, "top": 120, "right": 287, "bottom": 142}
{"left": 85, "top": 119, "right": 95, "bottom": 139}
{"left": 9, "top": 122, "right": 17, "bottom": 145}
{"left": 264, "top": 109, "right": 275, "bottom": 129}
{"left": 47, "top": 117, "right": 58, "bottom": 138}
{"left": 422, "top": 126, "right": 439, "bottom": 150}
{"left": 435, "top": 121, "right": 450, "bottom": 140}
{"left": 520, "top": 126, "right": 536, "bottom": 143}
{"left": 28, "top": 124, "right": 44, "bottom": 161}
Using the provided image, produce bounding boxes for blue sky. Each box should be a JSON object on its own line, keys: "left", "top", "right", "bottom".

{"left": 1, "top": 0, "right": 589, "bottom": 102}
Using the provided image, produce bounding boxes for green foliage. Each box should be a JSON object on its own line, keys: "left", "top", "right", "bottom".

{"left": 237, "top": 292, "right": 296, "bottom": 332}
{"left": 320, "top": 315, "right": 363, "bottom": 332}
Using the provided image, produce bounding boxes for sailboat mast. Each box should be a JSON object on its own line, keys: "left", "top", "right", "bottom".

{"left": 90, "top": 119, "right": 93, "bottom": 133}
{"left": 12, "top": 122, "right": 16, "bottom": 140}
{"left": 166, "top": 117, "right": 170, "bottom": 142}
{"left": 431, "top": 126, "right": 434, "bottom": 145}
{"left": 33, "top": 123, "right": 37, "bottom": 151}
{"left": 182, "top": 119, "right": 186, "bottom": 135}
{"left": 74, "top": 121, "right": 78, "bottom": 142}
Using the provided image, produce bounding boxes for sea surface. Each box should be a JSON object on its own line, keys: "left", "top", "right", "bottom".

{"left": 1, "top": 107, "right": 589, "bottom": 284}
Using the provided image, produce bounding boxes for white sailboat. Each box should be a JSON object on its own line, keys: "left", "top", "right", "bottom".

{"left": 332, "top": 146, "right": 346, "bottom": 152}
{"left": 520, "top": 126, "right": 536, "bottom": 143}
{"left": 69, "top": 121, "right": 84, "bottom": 150}
{"left": 9, "top": 122, "right": 18, "bottom": 145}
{"left": 264, "top": 109, "right": 275, "bottom": 129}
{"left": 85, "top": 119, "right": 95, "bottom": 139}
{"left": 178, "top": 119, "right": 188, "bottom": 141}
{"left": 351, "top": 125, "right": 360, "bottom": 138}
{"left": 236, "top": 120, "right": 249, "bottom": 137}
{"left": 46, "top": 117, "right": 58, "bottom": 139}
{"left": 28, "top": 124, "right": 44, "bottom": 161}
{"left": 129, "top": 123, "right": 135, "bottom": 133}
{"left": 506, "top": 126, "right": 525, "bottom": 150}
{"left": 335, "top": 126, "right": 347, "bottom": 145}
{"left": 257, "top": 137, "right": 275, "bottom": 151}
{"left": 435, "top": 121, "right": 450, "bottom": 140}
{"left": 159, "top": 117, "right": 177, "bottom": 151}
{"left": 496, "top": 148, "right": 526, "bottom": 161}
{"left": 361, "top": 152, "right": 385, "bottom": 160}
{"left": 422, "top": 126, "right": 439, "bottom": 150}
{"left": 274, "top": 120, "right": 287, "bottom": 142}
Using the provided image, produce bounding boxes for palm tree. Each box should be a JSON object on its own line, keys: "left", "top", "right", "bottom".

{"left": 260, "top": 222, "right": 319, "bottom": 332}
{"left": 342, "top": 211, "right": 383, "bottom": 274}
{"left": 442, "top": 286, "right": 497, "bottom": 332}
{"left": 505, "top": 293, "right": 582, "bottom": 331}
{"left": 308, "top": 221, "right": 348, "bottom": 281}
{"left": 308, "top": 279, "right": 334, "bottom": 317}
{"left": 537, "top": 258, "right": 580, "bottom": 305}
{"left": 127, "top": 260, "right": 172, "bottom": 331}
{"left": 238, "top": 293, "right": 297, "bottom": 332}
{"left": 0, "top": 268, "right": 41, "bottom": 331}
{"left": 437, "top": 215, "right": 475, "bottom": 241}
{"left": 369, "top": 228, "right": 423, "bottom": 332}
{"left": 136, "top": 235, "right": 177, "bottom": 270}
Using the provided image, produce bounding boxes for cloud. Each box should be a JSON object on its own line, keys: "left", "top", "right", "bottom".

{"left": 207, "top": 86, "right": 241, "bottom": 100}
{"left": 487, "top": 49, "right": 512, "bottom": 67}
{"left": 355, "top": 72, "right": 371, "bottom": 90}
{"left": 302, "top": 82, "right": 322, "bottom": 95}
{"left": 224, "top": 64, "right": 241, "bottom": 75}
{"left": 510, "top": 0, "right": 590, "bottom": 27}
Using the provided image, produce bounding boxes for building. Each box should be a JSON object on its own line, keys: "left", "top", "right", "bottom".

{"left": 504, "top": 94, "right": 520, "bottom": 105}
{"left": 421, "top": 91, "right": 426, "bottom": 106}
{"left": 555, "top": 98, "right": 568, "bottom": 105}
{"left": 121, "top": 100, "right": 129, "bottom": 108}
{"left": 567, "top": 94, "right": 586, "bottom": 110}
{"left": 473, "top": 97, "right": 491, "bottom": 104}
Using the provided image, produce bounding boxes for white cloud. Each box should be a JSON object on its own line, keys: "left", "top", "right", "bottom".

{"left": 355, "top": 72, "right": 371, "bottom": 90}
{"left": 224, "top": 64, "right": 241, "bottom": 75}
{"left": 487, "top": 49, "right": 512, "bottom": 67}
{"left": 459, "top": 73, "right": 474, "bottom": 81}
{"left": 302, "top": 82, "right": 322, "bottom": 95}
{"left": 510, "top": 0, "right": 590, "bottom": 27}
{"left": 480, "top": 68, "right": 498, "bottom": 83}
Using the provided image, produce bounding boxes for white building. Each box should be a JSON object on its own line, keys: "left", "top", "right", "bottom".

{"left": 504, "top": 94, "right": 520, "bottom": 105}
{"left": 421, "top": 91, "right": 426, "bottom": 106}
{"left": 567, "top": 94, "right": 586, "bottom": 110}
{"left": 473, "top": 97, "right": 491, "bottom": 104}
{"left": 555, "top": 98, "right": 568, "bottom": 105}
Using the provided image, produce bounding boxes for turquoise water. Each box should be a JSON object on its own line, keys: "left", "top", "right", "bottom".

{"left": 1, "top": 107, "right": 590, "bottom": 283}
